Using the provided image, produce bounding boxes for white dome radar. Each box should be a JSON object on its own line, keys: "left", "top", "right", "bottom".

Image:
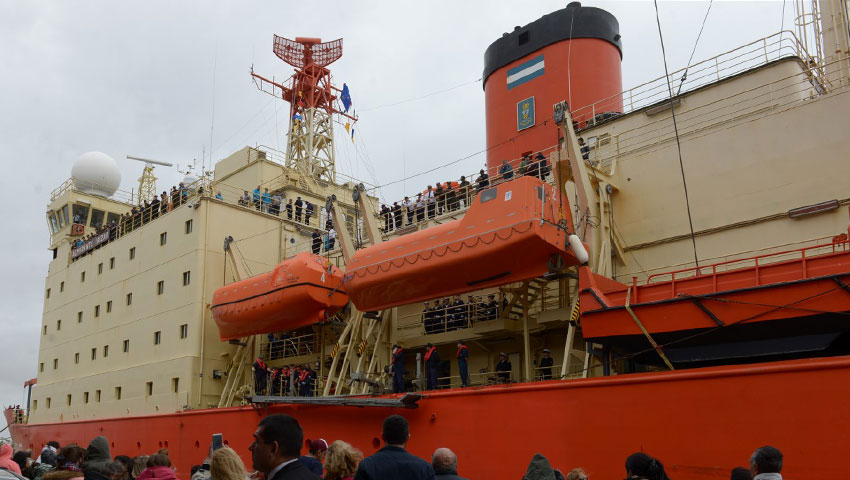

{"left": 71, "top": 151, "right": 121, "bottom": 197}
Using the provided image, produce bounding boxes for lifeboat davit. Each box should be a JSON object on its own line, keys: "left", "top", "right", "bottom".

{"left": 344, "top": 176, "right": 583, "bottom": 311}
{"left": 211, "top": 252, "right": 348, "bottom": 340}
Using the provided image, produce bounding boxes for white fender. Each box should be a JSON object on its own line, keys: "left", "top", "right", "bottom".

{"left": 568, "top": 234, "right": 589, "bottom": 264}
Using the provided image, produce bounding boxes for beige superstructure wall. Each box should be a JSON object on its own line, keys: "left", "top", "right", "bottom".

{"left": 579, "top": 57, "right": 850, "bottom": 281}
{"left": 32, "top": 185, "right": 296, "bottom": 421}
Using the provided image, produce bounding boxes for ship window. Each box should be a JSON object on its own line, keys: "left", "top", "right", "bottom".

{"left": 56, "top": 319, "right": 61, "bottom": 331}
{"left": 78, "top": 311, "right": 83, "bottom": 323}
{"left": 42, "top": 325, "right": 47, "bottom": 336}
{"left": 172, "top": 377, "right": 179, "bottom": 393}
{"left": 84, "top": 392, "right": 89, "bottom": 404}
{"left": 129, "top": 247, "right": 135, "bottom": 260}
{"left": 61, "top": 205, "right": 70, "bottom": 227}
{"left": 126, "top": 293, "right": 133, "bottom": 305}
{"left": 154, "top": 331, "right": 161, "bottom": 345}
{"left": 94, "top": 305, "right": 100, "bottom": 317}
{"left": 95, "top": 390, "right": 101, "bottom": 402}
{"left": 185, "top": 220, "right": 193, "bottom": 234}
{"left": 518, "top": 31, "right": 530, "bottom": 45}
{"left": 123, "top": 339, "right": 129, "bottom": 352}
{"left": 98, "top": 263, "right": 103, "bottom": 274}
{"left": 107, "top": 301, "right": 112, "bottom": 313}
{"left": 480, "top": 188, "right": 498, "bottom": 204}
{"left": 110, "top": 257, "right": 115, "bottom": 269}
{"left": 157, "top": 281, "right": 165, "bottom": 295}
{"left": 60, "top": 281, "right": 64, "bottom": 292}
{"left": 81, "top": 271, "right": 86, "bottom": 282}
{"left": 66, "top": 394, "right": 71, "bottom": 406}
{"left": 183, "top": 271, "right": 191, "bottom": 286}
{"left": 53, "top": 358, "right": 58, "bottom": 370}
{"left": 72, "top": 204, "right": 90, "bottom": 225}
{"left": 46, "top": 397, "right": 51, "bottom": 408}
{"left": 146, "top": 382, "right": 153, "bottom": 396}
{"left": 46, "top": 288, "right": 50, "bottom": 299}
{"left": 52, "top": 248, "right": 57, "bottom": 260}
{"left": 39, "top": 362, "right": 44, "bottom": 372}
{"left": 160, "top": 232, "right": 167, "bottom": 246}
{"left": 103, "top": 345, "right": 109, "bottom": 358}
{"left": 180, "top": 324, "right": 188, "bottom": 339}
{"left": 91, "top": 348, "right": 96, "bottom": 360}
{"left": 107, "top": 212, "right": 120, "bottom": 227}
{"left": 114, "top": 387, "right": 121, "bottom": 400}
{"left": 74, "top": 353, "right": 79, "bottom": 364}
{"left": 32, "top": 400, "right": 37, "bottom": 410}
{"left": 90, "top": 209, "right": 105, "bottom": 228}
{"left": 47, "top": 212, "right": 59, "bottom": 234}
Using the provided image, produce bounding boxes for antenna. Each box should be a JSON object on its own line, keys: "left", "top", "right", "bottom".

{"left": 126, "top": 155, "right": 174, "bottom": 204}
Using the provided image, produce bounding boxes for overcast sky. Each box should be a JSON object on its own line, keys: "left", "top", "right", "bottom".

{"left": 0, "top": 0, "right": 794, "bottom": 430}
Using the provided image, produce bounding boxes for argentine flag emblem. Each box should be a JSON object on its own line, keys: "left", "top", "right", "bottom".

{"left": 507, "top": 55, "right": 545, "bottom": 90}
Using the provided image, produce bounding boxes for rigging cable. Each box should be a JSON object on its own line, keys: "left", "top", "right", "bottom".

{"left": 653, "top": 0, "right": 700, "bottom": 268}
{"left": 676, "top": 0, "right": 714, "bottom": 96}
{"left": 360, "top": 78, "right": 481, "bottom": 112}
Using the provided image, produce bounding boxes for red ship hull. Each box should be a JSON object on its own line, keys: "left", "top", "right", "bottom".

{"left": 9, "top": 356, "right": 850, "bottom": 480}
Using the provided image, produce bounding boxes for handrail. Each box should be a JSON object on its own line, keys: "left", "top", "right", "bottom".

{"left": 646, "top": 240, "right": 850, "bottom": 285}
{"left": 572, "top": 30, "right": 818, "bottom": 122}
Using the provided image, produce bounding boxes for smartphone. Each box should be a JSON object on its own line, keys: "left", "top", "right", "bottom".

{"left": 212, "top": 433, "right": 223, "bottom": 451}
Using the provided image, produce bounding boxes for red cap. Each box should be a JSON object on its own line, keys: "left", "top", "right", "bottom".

{"left": 308, "top": 438, "right": 328, "bottom": 453}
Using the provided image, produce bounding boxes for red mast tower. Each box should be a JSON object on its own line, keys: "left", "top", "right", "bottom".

{"left": 251, "top": 36, "right": 356, "bottom": 185}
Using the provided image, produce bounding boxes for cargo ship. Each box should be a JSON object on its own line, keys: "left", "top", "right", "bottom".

{"left": 7, "top": 2, "right": 850, "bottom": 479}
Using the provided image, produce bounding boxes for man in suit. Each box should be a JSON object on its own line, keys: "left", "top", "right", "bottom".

{"left": 354, "top": 415, "right": 434, "bottom": 480}
{"left": 249, "top": 414, "right": 319, "bottom": 480}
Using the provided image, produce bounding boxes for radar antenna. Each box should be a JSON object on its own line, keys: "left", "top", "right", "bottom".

{"left": 251, "top": 36, "right": 357, "bottom": 188}
{"left": 127, "top": 155, "right": 174, "bottom": 205}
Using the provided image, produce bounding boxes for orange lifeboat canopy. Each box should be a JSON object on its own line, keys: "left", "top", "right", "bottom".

{"left": 344, "top": 176, "right": 582, "bottom": 311}
{"left": 211, "top": 252, "right": 348, "bottom": 341}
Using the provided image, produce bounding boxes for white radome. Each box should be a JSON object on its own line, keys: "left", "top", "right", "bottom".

{"left": 71, "top": 151, "right": 121, "bottom": 197}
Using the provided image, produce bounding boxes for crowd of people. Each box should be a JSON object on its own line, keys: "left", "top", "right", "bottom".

{"left": 0, "top": 414, "right": 788, "bottom": 480}
{"left": 421, "top": 294, "right": 507, "bottom": 334}
{"left": 252, "top": 356, "right": 318, "bottom": 398}
{"left": 379, "top": 152, "right": 552, "bottom": 233}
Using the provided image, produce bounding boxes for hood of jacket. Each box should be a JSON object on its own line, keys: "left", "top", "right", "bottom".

{"left": 523, "top": 453, "right": 556, "bottom": 480}
{"left": 82, "top": 436, "right": 111, "bottom": 470}
{"left": 0, "top": 443, "right": 12, "bottom": 461}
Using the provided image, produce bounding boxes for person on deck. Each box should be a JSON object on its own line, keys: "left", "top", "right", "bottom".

{"left": 456, "top": 341, "right": 469, "bottom": 387}
{"left": 422, "top": 301, "right": 433, "bottom": 334}
{"left": 476, "top": 169, "right": 490, "bottom": 192}
{"left": 450, "top": 296, "right": 466, "bottom": 329}
{"left": 286, "top": 200, "right": 293, "bottom": 220}
{"left": 498, "top": 160, "right": 513, "bottom": 182}
{"left": 294, "top": 197, "right": 304, "bottom": 222}
{"left": 485, "top": 294, "right": 498, "bottom": 321}
{"left": 311, "top": 231, "right": 321, "bottom": 255}
{"left": 403, "top": 196, "right": 414, "bottom": 225}
{"left": 253, "top": 356, "right": 269, "bottom": 395}
{"left": 426, "top": 186, "right": 436, "bottom": 218}
{"left": 253, "top": 186, "right": 262, "bottom": 211}
{"left": 391, "top": 345, "right": 405, "bottom": 393}
{"left": 262, "top": 189, "right": 272, "bottom": 213}
{"left": 424, "top": 343, "right": 440, "bottom": 390}
{"left": 304, "top": 202, "right": 313, "bottom": 225}
{"left": 327, "top": 228, "right": 336, "bottom": 251}
{"left": 495, "top": 352, "right": 512, "bottom": 383}
{"left": 539, "top": 348, "right": 554, "bottom": 380}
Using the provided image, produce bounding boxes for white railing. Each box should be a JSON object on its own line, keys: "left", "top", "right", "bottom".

{"left": 573, "top": 31, "right": 823, "bottom": 124}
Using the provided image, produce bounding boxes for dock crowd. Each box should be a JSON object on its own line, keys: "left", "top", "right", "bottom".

{"left": 1, "top": 414, "right": 786, "bottom": 480}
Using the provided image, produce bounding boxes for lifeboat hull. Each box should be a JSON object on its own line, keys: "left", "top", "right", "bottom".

{"left": 344, "top": 176, "right": 580, "bottom": 311}
{"left": 211, "top": 252, "right": 348, "bottom": 340}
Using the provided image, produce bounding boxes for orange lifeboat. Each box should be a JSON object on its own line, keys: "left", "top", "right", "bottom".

{"left": 211, "top": 252, "right": 348, "bottom": 340}
{"left": 344, "top": 176, "right": 583, "bottom": 311}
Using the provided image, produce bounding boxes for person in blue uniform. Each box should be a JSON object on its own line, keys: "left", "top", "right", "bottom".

{"left": 391, "top": 345, "right": 406, "bottom": 393}
{"left": 424, "top": 343, "right": 440, "bottom": 390}
{"left": 456, "top": 341, "right": 469, "bottom": 387}
{"left": 496, "top": 352, "right": 512, "bottom": 383}
{"left": 252, "top": 355, "right": 269, "bottom": 395}
{"left": 539, "top": 348, "right": 554, "bottom": 380}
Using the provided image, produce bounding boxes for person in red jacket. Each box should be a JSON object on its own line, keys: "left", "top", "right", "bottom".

{"left": 424, "top": 343, "right": 440, "bottom": 390}
{"left": 456, "top": 342, "right": 469, "bottom": 387}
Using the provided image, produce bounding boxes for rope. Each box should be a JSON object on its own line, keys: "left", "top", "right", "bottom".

{"left": 676, "top": 0, "right": 714, "bottom": 96}
{"left": 359, "top": 78, "right": 481, "bottom": 112}
{"left": 653, "top": 0, "right": 700, "bottom": 268}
